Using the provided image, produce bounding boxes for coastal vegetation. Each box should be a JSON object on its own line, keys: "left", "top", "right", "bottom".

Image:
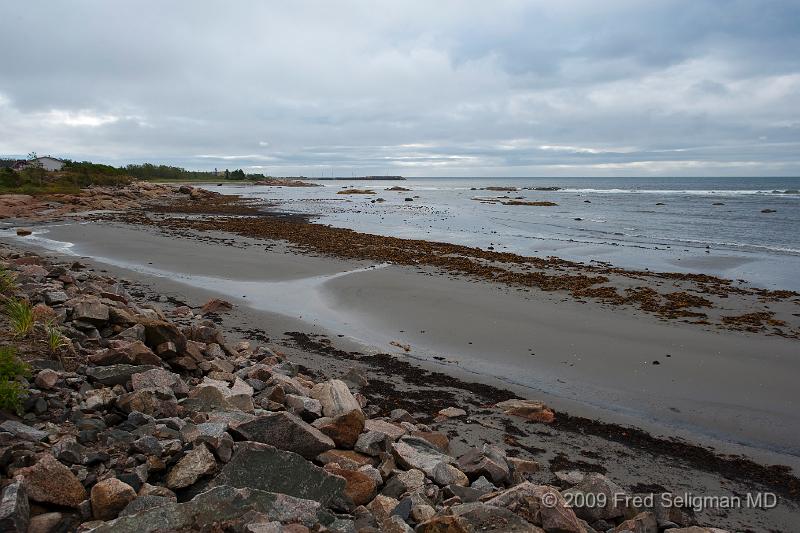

{"left": 0, "top": 157, "right": 275, "bottom": 194}
{"left": 0, "top": 346, "right": 30, "bottom": 414}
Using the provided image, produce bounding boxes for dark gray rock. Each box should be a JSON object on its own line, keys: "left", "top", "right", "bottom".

{"left": 0, "top": 480, "right": 29, "bottom": 533}
{"left": 85, "top": 364, "right": 158, "bottom": 386}
{"left": 119, "top": 495, "right": 172, "bottom": 517}
{"left": 0, "top": 421, "right": 49, "bottom": 442}
{"left": 83, "top": 485, "right": 336, "bottom": 533}
{"left": 230, "top": 412, "right": 334, "bottom": 459}
{"left": 208, "top": 442, "right": 348, "bottom": 509}
{"left": 451, "top": 502, "right": 541, "bottom": 532}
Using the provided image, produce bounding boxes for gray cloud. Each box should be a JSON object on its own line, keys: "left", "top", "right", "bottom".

{"left": 1, "top": 0, "right": 798, "bottom": 176}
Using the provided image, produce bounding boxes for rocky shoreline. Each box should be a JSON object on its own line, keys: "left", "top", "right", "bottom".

{"left": 0, "top": 243, "right": 740, "bottom": 533}
{"left": 1, "top": 182, "right": 798, "bottom": 532}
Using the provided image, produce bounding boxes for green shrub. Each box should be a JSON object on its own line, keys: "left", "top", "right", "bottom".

{"left": 4, "top": 298, "right": 34, "bottom": 337}
{"left": 0, "top": 346, "right": 31, "bottom": 414}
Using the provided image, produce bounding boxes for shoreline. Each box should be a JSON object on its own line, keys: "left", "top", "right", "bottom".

{"left": 2, "top": 238, "right": 799, "bottom": 530}
{"left": 6, "top": 218, "right": 800, "bottom": 461}
{"left": 2, "top": 183, "right": 800, "bottom": 530}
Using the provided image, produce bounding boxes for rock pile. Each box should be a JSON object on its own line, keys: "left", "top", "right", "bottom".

{"left": 0, "top": 250, "right": 728, "bottom": 532}
{"left": 0, "top": 182, "right": 220, "bottom": 221}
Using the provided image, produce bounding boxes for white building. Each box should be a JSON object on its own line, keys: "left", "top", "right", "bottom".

{"left": 29, "top": 156, "right": 65, "bottom": 171}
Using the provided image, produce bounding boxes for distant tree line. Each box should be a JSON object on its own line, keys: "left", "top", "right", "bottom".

{"left": 0, "top": 157, "right": 275, "bottom": 194}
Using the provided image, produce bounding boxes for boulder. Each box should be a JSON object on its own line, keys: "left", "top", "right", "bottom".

{"left": 486, "top": 483, "right": 583, "bottom": 533}
{"left": 563, "top": 473, "right": 625, "bottom": 522}
{"left": 26, "top": 512, "right": 63, "bottom": 533}
{"left": 311, "top": 379, "right": 362, "bottom": 418}
{"left": 116, "top": 388, "right": 178, "bottom": 417}
{"left": 495, "top": 399, "right": 554, "bottom": 423}
{"left": 200, "top": 298, "right": 233, "bottom": 315}
{"left": 91, "top": 478, "right": 137, "bottom": 520}
{"left": 327, "top": 467, "right": 377, "bottom": 506}
{"left": 187, "top": 377, "right": 254, "bottom": 412}
{"left": 508, "top": 457, "right": 540, "bottom": 483}
{"left": 313, "top": 409, "right": 365, "bottom": 449}
{"left": 382, "top": 469, "right": 426, "bottom": 498}
{"left": 71, "top": 297, "right": 110, "bottom": 324}
{"left": 208, "top": 442, "right": 348, "bottom": 509}
{"left": 415, "top": 515, "right": 472, "bottom": 532}
{"left": 81, "top": 485, "right": 335, "bottom": 533}
{"left": 0, "top": 421, "right": 49, "bottom": 442}
{"left": 34, "top": 369, "right": 60, "bottom": 389}
{"left": 83, "top": 388, "right": 117, "bottom": 410}
{"left": 366, "top": 494, "right": 400, "bottom": 525}
{"left": 0, "top": 480, "right": 29, "bottom": 533}
{"left": 451, "top": 502, "right": 544, "bottom": 532}
{"left": 85, "top": 364, "right": 158, "bottom": 386}
{"left": 131, "top": 367, "right": 189, "bottom": 396}
{"left": 119, "top": 495, "right": 172, "bottom": 517}
{"left": 316, "top": 449, "right": 376, "bottom": 470}
{"left": 355, "top": 430, "right": 391, "bottom": 456}
{"left": 165, "top": 444, "right": 218, "bottom": 489}
{"left": 364, "top": 419, "right": 406, "bottom": 441}
{"left": 391, "top": 436, "right": 456, "bottom": 479}
{"left": 231, "top": 412, "right": 335, "bottom": 459}
{"left": 89, "top": 340, "right": 162, "bottom": 366}
{"left": 141, "top": 319, "right": 187, "bottom": 353}
{"left": 615, "top": 511, "right": 658, "bottom": 533}
{"left": 285, "top": 394, "right": 323, "bottom": 421}
{"left": 14, "top": 454, "right": 87, "bottom": 508}
{"left": 432, "top": 462, "right": 469, "bottom": 487}
{"left": 456, "top": 446, "right": 510, "bottom": 485}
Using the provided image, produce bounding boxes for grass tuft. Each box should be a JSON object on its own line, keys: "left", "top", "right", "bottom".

{"left": 4, "top": 298, "right": 34, "bottom": 337}
{"left": 43, "top": 319, "right": 69, "bottom": 353}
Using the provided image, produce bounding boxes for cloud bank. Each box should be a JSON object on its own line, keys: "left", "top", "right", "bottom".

{"left": 1, "top": 1, "right": 798, "bottom": 176}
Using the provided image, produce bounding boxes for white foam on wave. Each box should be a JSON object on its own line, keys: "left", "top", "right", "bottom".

{"left": 559, "top": 188, "right": 800, "bottom": 196}
{"left": 0, "top": 226, "right": 78, "bottom": 255}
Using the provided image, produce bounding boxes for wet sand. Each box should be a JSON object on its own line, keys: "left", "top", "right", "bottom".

{"left": 5, "top": 220, "right": 799, "bottom": 471}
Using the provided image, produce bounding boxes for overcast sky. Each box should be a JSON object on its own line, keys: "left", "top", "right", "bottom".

{"left": 1, "top": 1, "right": 798, "bottom": 177}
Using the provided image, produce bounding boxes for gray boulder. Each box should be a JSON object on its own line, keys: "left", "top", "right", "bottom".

{"left": 208, "top": 442, "right": 348, "bottom": 509}
{"left": 0, "top": 480, "right": 29, "bottom": 533}
{"left": 231, "top": 412, "right": 334, "bottom": 459}
{"left": 82, "top": 485, "right": 336, "bottom": 533}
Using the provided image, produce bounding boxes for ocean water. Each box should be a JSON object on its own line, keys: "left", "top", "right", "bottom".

{"left": 207, "top": 177, "right": 800, "bottom": 290}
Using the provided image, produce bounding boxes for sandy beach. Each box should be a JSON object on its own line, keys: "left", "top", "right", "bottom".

{"left": 7, "top": 218, "right": 799, "bottom": 462}
{"left": 2, "top": 185, "right": 800, "bottom": 531}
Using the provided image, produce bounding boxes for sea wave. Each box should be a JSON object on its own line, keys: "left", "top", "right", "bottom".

{"left": 559, "top": 188, "right": 800, "bottom": 196}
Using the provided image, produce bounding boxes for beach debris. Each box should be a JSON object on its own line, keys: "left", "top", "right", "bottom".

{"left": 495, "top": 398, "right": 555, "bottom": 423}
{"left": 200, "top": 298, "right": 233, "bottom": 315}
{"left": 390, "top": 340, "right": 411, "bottom": 352}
